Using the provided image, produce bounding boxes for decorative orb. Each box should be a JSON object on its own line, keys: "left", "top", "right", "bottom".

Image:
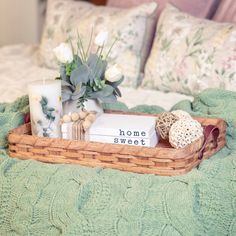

{"left": 156, "top": 112, "right": 179, "bottom": 140}
{"left": 171, "top": 110, "right": 192, "bottom": 120}
{"left": 169, "top": 119, "right": 204, "bottom": 149}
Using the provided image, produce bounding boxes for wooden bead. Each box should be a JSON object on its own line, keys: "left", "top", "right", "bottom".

{"left": 71, "top": 112, "right": 79, "bottom": 122}
{"left": 82, "top": 120, "right": 92, "bottom": 131}
{"left": 79, "top": 111, "right": 88, "bottom": 120}
{"left": 86, "top": 113, "right": 96, "bottom": 122}
{"left": 62, "top": 115, "right": 71, "bottom": 123}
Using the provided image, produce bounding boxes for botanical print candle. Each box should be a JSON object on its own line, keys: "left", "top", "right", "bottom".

{"left": 28, "top": 80, "right": 62, "bottom": 138}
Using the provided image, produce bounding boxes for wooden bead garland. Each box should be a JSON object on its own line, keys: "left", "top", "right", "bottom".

{"left": 156, "top": 112, "right": 179, "bottom": 140}
{"left": 169, "top": 119, "right": 203, "bottom": 149}
{"left": 61, "top": 111, "right": 97, "bottom": 140}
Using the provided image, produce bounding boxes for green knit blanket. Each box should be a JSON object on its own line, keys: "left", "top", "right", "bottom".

{"left": 0, "top": 89, "right": 236, "bottom": 236}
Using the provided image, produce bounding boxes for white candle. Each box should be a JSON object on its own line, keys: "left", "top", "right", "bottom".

{"left": 28, "top": 80, "right": 62, "bottom": 138}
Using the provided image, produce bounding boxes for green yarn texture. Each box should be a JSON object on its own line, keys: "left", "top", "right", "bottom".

{"left": 0, "top": 89, "right": 236, "bottom": 236}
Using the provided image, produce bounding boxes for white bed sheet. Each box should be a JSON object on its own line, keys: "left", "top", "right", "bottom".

{"left": 0, "top": 44, "right": 193, "bottom": 110}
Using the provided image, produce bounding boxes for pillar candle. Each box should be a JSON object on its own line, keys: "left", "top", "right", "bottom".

{"left": 28, "top": 80, "right": 62, "bottom": 138}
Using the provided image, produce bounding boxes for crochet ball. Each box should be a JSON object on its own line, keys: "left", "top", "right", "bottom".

{"left": 156, "top": 112, "right": 179, "bottom": 140}
{"left": 169, "top": 119, "right": 204, "bottom": 149}
{"left": 171, "top": 110, "right": 192, "bottom": 120}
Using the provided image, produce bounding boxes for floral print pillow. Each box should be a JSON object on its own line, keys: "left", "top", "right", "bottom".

{"left": 143, "top": 4, "right": 236, "bottom": 95}
{"left": 39, "top": 0, "right": 157, "bottom": 87}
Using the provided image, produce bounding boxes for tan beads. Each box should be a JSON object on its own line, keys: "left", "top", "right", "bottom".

{"left": 71, "top": 112, "right": 80, "bottom": 122}
{"left": 62, "top": 115, "right": 71, "bottom": 123}
{"left": 78, "top": 111, "right": 88, "bottom": 120}
{"left": 86, "top": 113, "right": 97, "bottom": 122}
{"left": 156, "top": 112, "right": 179, "bottom": 140}
{"left": 82, "top": 120, "right": 92, "bottom": 131}
{"left": 169, "top": 119, "right": 203, "bottom": 149}
{"left": 61, "top": 111, "right": 97, "bottom": 132}
{"left": 171, "top": 110, "right": 192, "bottom": 120}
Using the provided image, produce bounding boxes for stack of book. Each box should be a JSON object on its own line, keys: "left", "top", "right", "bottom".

{"left": 87, "top": 114, "right": 158, "bottom": 147}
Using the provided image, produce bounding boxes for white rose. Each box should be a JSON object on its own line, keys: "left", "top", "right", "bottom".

{"left": 95, "top": 31, "right": 108, "bottom": 47}
{"left": 53, "top": 43, "right": 73, "bottom": 64}
{"left": 105, "top": 64, "right": 123, "bottom": 82}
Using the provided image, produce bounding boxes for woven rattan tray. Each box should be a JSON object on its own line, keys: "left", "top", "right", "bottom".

{"left": 8, "top": 112, "right": 226, "bottom": 176}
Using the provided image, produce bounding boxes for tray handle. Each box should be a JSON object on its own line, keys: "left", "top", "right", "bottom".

{"left": 198, "top": 125, "right": 220, "bottom": 160}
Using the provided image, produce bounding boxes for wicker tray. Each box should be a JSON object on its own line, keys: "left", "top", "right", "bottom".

{"left": 8, "top": 112, "right": 226, "bottom": 176}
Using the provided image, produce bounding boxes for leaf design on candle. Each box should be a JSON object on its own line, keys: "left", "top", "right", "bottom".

{"left": 39, "top": 96, "right": 56, "bottom": 137}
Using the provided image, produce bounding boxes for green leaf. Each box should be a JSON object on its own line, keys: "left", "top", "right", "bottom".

{"left": 100, "top": 85, "right": 114, "bottom": 96}
{"left": 89, "top": 85, "right": 114, "bottom": 99}
{"left": 47, "top": 108, "right": 55, "bottom": 112}
{"left": 74, "top": 55, "right": 82, "bottom": 67}
{"left": 93, "top": 78, "right": 106, "bottom": 91}
{"left": 71, "top": 85, "right": 86, "bottom": 100}
{"left": 88, "top": 54, "right": 107, "bottom": 79}
{"left": 62, "top": 87, "right": 72, "bottom": 102}
{"left": 40, "top": 96, "right": 48, "bottom": 107}
{"left": 60, "top": 65, "right": 70, "bottom": 82}
{"left": 114, "top": 87, "right": 122, "bottom": 97}
{"left": 70, "top": 65, "right": 90, "bottom": 86}
{"left": 107, "top": 76, "right": 124, "bottom": 88}
{"left": 98, "top": 94, "right": 117, "bottom": 103}
{"left": 61, "top": 80, "right": 74, "bottom": 89}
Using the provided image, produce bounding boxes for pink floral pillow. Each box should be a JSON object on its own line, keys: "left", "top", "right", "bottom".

{"left": 107, "top": 0, "right": 220, "bottom": 19}
{"left": 213, "top": 0, "right": 236, "bottom": 23}
{"left": 143, "top": 4, "right": 236, "bottom": 95}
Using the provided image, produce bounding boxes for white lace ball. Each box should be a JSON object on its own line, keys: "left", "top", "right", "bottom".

{"left": 171, "top": 110, "right": 192, "bottom": 120}
{"left": 169, "top": 119, "right": 204, "bottom": 149}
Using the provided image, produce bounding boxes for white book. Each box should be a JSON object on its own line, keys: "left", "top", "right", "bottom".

{"left": 88, "top": 113, "right": 156, "bottom": 138}
{"left": 61, "top": 122, "right": 73, "bottom": 140}
{"left": 88, "top": 132, "right": 158, "bottom": 147}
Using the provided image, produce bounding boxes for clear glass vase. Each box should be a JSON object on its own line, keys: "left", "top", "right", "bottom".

{"left": 63, "top": 99, "right": 104, "bottom": 115}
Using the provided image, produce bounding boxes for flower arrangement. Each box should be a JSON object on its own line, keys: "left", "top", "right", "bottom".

{"left": 54, "top": 31, "right": 123, "bottom": 109}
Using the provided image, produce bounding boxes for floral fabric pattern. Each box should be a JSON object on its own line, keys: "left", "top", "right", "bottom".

{"left": 143, "top": 4, "right": 236, "bottom": 95}
{"left": 39, "top": 0, "right": 157, "bottom": 87}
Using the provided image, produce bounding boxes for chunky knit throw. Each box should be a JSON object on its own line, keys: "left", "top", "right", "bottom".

{"left": 0, "top": 89, "right": 236, "bottom": 236}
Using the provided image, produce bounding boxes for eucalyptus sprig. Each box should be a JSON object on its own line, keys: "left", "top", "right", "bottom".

{"left": 53, "top": 30, "right": 123, "bottom": 108}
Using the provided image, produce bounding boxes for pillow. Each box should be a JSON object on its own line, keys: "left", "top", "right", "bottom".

{"left": 39, "top": 0, "right": 157, "bottom": 87}
{"left": 143, "top": 4, "right": 236, "bottom": 95}
{"left": 213, "top": 0, "right": 236, "bottom": 23}
{"left": 107, "top": 0, "right": 220, "bottom": 19}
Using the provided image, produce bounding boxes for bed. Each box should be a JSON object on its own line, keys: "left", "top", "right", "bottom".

{"left": 0, "top": 1, "right": 236, "bottom": 235}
